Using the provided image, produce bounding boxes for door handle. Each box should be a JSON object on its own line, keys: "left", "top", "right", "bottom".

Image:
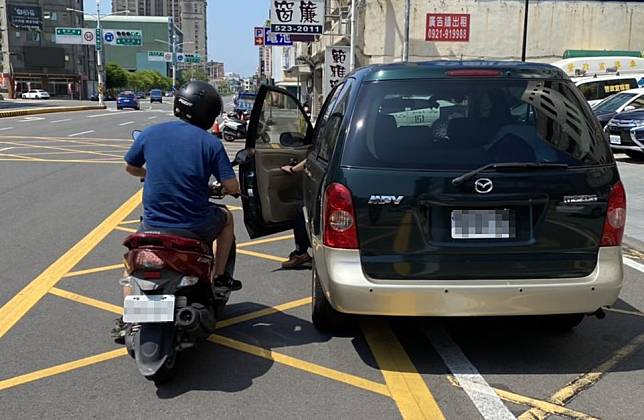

{"left": 304, "top": 167, "right": 313, "bottom": 178}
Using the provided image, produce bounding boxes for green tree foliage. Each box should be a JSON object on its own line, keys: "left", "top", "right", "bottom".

{"left": 127, "top": 70, "right": 172, "bottom": 92}
{"left": 106, "top": 63, "right": 129, "bottom": 89}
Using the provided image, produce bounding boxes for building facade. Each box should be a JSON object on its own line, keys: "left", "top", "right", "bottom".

{"left": 0, "top": 0, "right": 92, "bottom": 98}
{"left": 206, "top": 60, "right": 224, "bottom": 82}
{"left": 290, "top": 0, "right": 644, "bottom": 113}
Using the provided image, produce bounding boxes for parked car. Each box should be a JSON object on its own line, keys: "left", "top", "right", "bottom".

{"left": 573, "top": 74, "right": 642, "bottom": 107}
{"left": 149, "top": 89, "right": 163, "bottom": 103}
{"left": 117, "top": 92, "right": 140, "bottom": 110}
{"left": 239, "top": 61, "right": 625, "bottom": 332}
{"left": 593, "top": 88, "right": 644, "bottom": 127}
{"left": 135, "top": 91, "right": 146, "bottom": 99}
{"left": 605, "top": 108, "right": 644, "bottom": 160}
{"left": 21, "top": 89, "right": 50, "bottom": 99}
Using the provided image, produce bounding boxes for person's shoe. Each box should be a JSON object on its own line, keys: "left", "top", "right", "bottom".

{"left": 282, "top": 251, "right": 312, "bottom": 269}
{"left": 111, "top": 317, "right": 128, "bottom": 345}
{"left": 214, "top": 272, "right": 242, "bottom": 291}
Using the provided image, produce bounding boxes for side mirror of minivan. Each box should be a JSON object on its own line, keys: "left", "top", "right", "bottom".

{"left": 623, "top": 105, "right": 636, "bottom": 112}
{"left": 232, "top": 148, "right": 254, "bottom": 166}
{"left": 279, "top": 132, "right": 306, "bottom": 147}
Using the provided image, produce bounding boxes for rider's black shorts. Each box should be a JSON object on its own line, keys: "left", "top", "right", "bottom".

{"left": 138, "top": 204, "right": 228, "bottom": 246}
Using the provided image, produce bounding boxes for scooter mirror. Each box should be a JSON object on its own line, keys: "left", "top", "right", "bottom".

{"left": 132, "top": 130, "right": 142, "bottom": 141}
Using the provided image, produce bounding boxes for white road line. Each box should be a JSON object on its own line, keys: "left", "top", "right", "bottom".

{"left": 119, "top": 121, "right": 135, "bottom": 126}
{"left": 0, "top": 147, "right": 15, "bottom": 152}
{"left": 68, "top": 130, "right": 95, "bottom": 137}
{"left": 425, "top": 325, "right": 516, "bottom": 420}
{"left": 148, "top": 116, "right": 158, "bottom": 120}
{"left": 624, "top": 257, "right": 644, "bottom": 273}
{"left": 88, "top": 112, "right": 121, "bottom": 118}
{"left": 51, "top": 119, "right": 72, "bottom": 124}
{"left": 0, "top": 127, "right": 14, "bottom": 131}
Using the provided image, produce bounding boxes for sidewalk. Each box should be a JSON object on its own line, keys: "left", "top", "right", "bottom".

{"left": 0, "top": 99, "right": 105, "bottom": 117}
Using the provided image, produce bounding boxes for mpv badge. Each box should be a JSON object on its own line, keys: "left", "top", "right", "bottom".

{"left": 474, "top": 178, "right": 493, "bottom": 194}
{"left": 368, "top": 195, "right": 404, "bottom": 205}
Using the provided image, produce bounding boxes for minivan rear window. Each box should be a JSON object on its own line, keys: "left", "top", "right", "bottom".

{"left": 342, "top": 79, "right": 612, "bottom": 170}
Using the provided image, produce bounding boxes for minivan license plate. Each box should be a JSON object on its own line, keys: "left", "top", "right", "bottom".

{"left": 610, "top": 135, "right": 621, "bottom": 145}
{"left": 123, "top": 294, "right": 175, "bottom": 323}
{"left": 451, "top": 209, "right": 515, "bottom": 239}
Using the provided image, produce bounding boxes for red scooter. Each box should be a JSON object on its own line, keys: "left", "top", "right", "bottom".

{"left": 120, "top": 131, "right": 246, "bottom": 383}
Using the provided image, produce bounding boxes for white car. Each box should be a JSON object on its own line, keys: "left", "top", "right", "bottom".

{"left": 21, "top": 89, "right": 50, "bottom": 99}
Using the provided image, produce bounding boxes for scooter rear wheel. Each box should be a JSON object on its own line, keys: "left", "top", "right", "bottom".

{"left": 146, "top": 350, "right": 179, "bottom": 384}
{"left": 223, "top": 133, "right": 236, "bottom": 142}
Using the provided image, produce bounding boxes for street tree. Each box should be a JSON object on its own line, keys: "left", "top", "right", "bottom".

{"left": 106, "top": 63, "right": 129, "bottom": 90}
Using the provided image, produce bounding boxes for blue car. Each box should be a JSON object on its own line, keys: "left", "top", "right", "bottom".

{"left": 117, "top": 92, "right": 140, "bottom": 110}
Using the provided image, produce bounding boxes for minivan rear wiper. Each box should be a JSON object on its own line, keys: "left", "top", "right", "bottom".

{"left": 452, "top": 162, "right": 569, "bottom": 186}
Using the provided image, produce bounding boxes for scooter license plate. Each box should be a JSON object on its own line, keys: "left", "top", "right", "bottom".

{"left": 123, "top": 295, "right": 175, "bottom": 323}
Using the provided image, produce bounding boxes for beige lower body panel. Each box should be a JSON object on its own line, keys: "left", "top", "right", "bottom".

{"left": 311, "top": 239, "right": 623, "bottom": 317}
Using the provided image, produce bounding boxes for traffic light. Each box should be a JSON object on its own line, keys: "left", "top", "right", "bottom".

{"left": 116, "top": 31, "right": 142, "bottom": 46}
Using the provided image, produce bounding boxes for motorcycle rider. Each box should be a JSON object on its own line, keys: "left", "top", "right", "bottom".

{"left": 113, "top": 81, "right": 241, "bottom": 345}
{"left": 123, "top": 81, "right": 241, "bottom": 290}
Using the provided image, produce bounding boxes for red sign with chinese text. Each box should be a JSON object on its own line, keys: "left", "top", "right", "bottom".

{"left": 426, "top": 13, "right": 470, "bottom": 42}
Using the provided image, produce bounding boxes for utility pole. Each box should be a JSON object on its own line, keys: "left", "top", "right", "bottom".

{"left": 349, "top": 0, "right": 356, "bottom": 71}
{"left": 402, "top": 0, "right": 410, "bottom": 62}
{"left": 95, "top": 0, "right": 104, "bottom": 106}
{"left": 521, "top": 0, "right": 529, "bottom": 61}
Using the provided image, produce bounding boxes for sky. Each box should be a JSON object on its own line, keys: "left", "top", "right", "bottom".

{"left": 83, "top": 1, "right": 269, "bottom": 76}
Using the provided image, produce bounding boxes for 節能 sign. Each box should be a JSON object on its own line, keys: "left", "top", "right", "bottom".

{"left": 9, "top": 5, "right": 42, "bottom": 30}
{"left": 426, "top": 13, "right": 470, "bottom": 42}
{"left": 323, "top": 46, "right": 349, "bottom": 99}
{"left": 271, "top": 0, "right": 323, "bottom": 34}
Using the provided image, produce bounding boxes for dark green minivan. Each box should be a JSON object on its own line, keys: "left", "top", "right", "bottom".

{"left": 238, "top": 61, "right": 626, "bottom": 331}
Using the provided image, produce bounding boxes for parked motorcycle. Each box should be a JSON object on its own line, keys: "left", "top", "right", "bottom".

{"left": 121, "top": 130, "right": 246, "bottom": 383}
{"left": 220, "top": 111, "right": 249, "bottom": 142}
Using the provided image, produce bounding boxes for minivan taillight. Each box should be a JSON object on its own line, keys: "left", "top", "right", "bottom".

{"left": 600, "top": 181, "right": 626, "bottom": 247}
{"left": 323, "top": 183, "right": 358, "bottom": 249}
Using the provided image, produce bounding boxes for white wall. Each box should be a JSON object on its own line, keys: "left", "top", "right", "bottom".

{"left": 361, "top": 0, "right": 644, "bottom": 64}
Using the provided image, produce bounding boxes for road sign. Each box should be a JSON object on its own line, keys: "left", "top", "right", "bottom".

{"left": 426, "top": 13, "right": 470, "bottom": 42}
{"left": 271, "top": 0, "right": 323, "bottom": 34}
{"left": 55, "top": 28, "right": 82, "bottom": 44}
{"left": 264, "top": 28, "right": 292, "bottom": 46}
{"left": 254, "top": 27, "right": 265, "bottom": 46}
{"left": 163, "top": 52, "right": 173, "bottom": 62}
{"left": 82, "top": 29, "right": 95, "bottom": 45}
{"left": 147, "top": 51, "right": 166, "bottom": 62}
{"left": 95, "top": 28, "right": 102, "bottom": 51}
{"left": 115, "top": 30, "right": 143, "bottom": 46}
{"left": 176, "top": 53, "right": 185, "bottom": 63}
{"left": 103, "top": 30, "right": 115, "bottom": 44}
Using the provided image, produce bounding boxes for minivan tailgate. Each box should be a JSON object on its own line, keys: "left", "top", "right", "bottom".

{"left": 344, "top": 167, "right": 617, "bottom": 280}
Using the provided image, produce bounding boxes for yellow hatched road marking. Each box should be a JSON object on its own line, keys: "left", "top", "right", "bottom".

{"left": 0, "top": 348, "right": 128, "bottom": 391}
{"left": 49, "top": 287, "right": 122, "bottom": 315}
{"left": 119, "top": 219, "right": 140, "bottom": 225}
{"left": 446, "top": 376, "right": 597, "bottom": 420}
{"left": 0, "top": 135, "right": 132, "bottom": 142}
{"left": 114, "top": 226, "right": 137, "bottom": 234}
{"left": 63, "top": 264, "right": 124, "bottom": 278}
{"left": 0, "top": 190, "right": 142, "bottom": 339}
{"left": 216, "top": 297, "right": 312, "bottom": 329}
{"left": 518, "top": 332, "right": 644, "bottom": 420}
{"left": 236, "top": 234, "right": 293, "bottom": 248}
{"left": 362, "top": 319, "right": 445, "bottom": 420}
{"left": 0, "top": 158, "right": 123, "bottom": 164}
{"left": 0, "top": 140, "right": 123, "bottom": 158}
{"left": 237, "top": 249, "right": 288, "bottom": 263}
{"left": 209, "top": 334, "right": 391, "bottom": 397}
{"left": 0, "top": 152, "right": 43, "bottom": 161}
{"left": 604, "top": 307, "right": 644, "bottom": 318}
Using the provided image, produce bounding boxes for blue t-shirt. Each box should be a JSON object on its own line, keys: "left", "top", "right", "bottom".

{"left": 124, "top": 120, "right": 235, "bottom": 230}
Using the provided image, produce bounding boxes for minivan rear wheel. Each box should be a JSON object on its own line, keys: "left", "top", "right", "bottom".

{"left": 625, "top": 151, "right": 644, "bottom": 161}
{"left": 311, "top": 264, "right": 346, "bottom": 332}
{"left": 540, "top": 313, "right": 584, "bottom": 331}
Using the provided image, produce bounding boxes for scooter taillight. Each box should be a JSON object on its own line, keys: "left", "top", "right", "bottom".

{"left": 135, "top": 250, "right": 165, "bottom": 270}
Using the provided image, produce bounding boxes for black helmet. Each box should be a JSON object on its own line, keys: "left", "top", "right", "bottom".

{"left": 174, "top": 81, "right": 222, "bottom": 130}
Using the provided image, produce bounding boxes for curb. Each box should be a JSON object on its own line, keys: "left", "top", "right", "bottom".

{"left": 0, "top": 105, "right": 107, "bottom": 118}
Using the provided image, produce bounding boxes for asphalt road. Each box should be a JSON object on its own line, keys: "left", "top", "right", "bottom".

{"left": 0, "top": 106, "right": 643, "bottom": 419}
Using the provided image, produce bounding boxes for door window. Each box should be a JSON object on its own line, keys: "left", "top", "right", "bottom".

{"left": 255, "top": 91, "right": 310, "bottom": 148}
{"left": 578, "top": 81, "right": 600, "bottom": 102}
{"left": 311, "top": 83, "right": 344, "bottom": 155}
{"left": 317, "top": 81, "right": 353, "bottom": 162}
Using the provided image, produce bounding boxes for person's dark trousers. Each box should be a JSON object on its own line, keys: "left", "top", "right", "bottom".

{"left": 294, "top": 208, "right": 310, "bottom": 255}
